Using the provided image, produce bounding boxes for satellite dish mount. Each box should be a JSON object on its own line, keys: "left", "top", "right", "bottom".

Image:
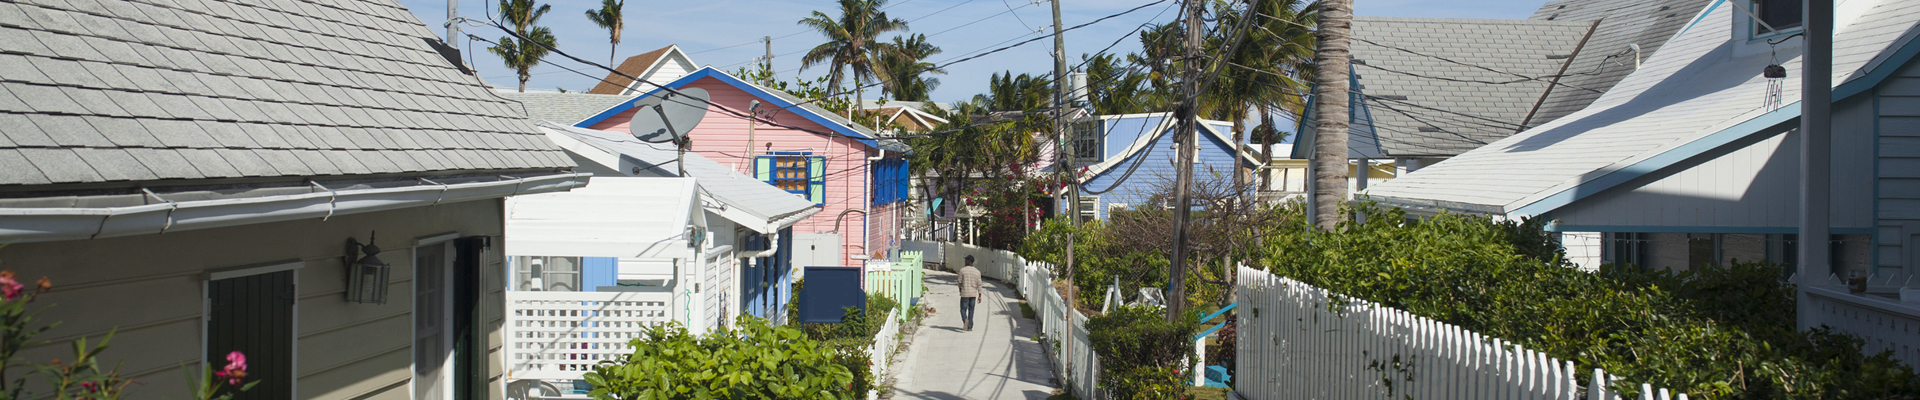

{"left": 628, "top": 88, "right": 711, "bottom": 175}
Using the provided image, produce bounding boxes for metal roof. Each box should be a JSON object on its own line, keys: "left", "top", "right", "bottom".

{"left": 1347, "top": 16, "right": 1596, "bottom": 157}
{"left": 536, "top": 121, "right": 819, "bottom": 231}
{"left": 0, "top": 0, "right": 573, "bottom": 189}
{"left": 1364, "top": 0, "right": 1920, "bottom": 216}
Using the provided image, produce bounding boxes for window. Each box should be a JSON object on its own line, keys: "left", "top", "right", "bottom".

{"left": 513, "top": 256, "right": 582, "bottom": 291}
{"left": 1071, "top": 119, "right": 1104, "bottom": 164}
{"left": 1607, "top": 232, "right": 1648, "bottom": 270}
{"left": 756, "top": 153, "right": 826, "bottom": 205}
{"left": 1076, "top": 196, "right": 1099, "bottom": 222}
{"left": 871, "top": 158, "right": 909, "bottom": 206}
{"left": 1752, "top": 0, "right": 1802, "bottom": 38}
{"left": 206, "top": 265, "right": 296, "bottom": 400}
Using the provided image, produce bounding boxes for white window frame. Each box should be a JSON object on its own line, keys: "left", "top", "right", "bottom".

{"left": 1744, "top": 0, "right": 1804, "bottom": 41}
{"left": 201, "top": 260, "right": 304, "bottom": 400}
{"left": 411, "top": 232, "right": 459, "bottom": 400}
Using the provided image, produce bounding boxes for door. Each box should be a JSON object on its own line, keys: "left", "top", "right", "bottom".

{"left": 415, "top": 241, "right": 452, "bottom": 400}
{"left": 206, "top": 269, "right": 294, "bottom": 400}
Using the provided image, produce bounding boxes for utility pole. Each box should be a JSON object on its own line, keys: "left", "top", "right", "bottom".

{"left": 446, "top": 0, "right": 459, "bottom": 48}
{"left": 764, "top": 36, "right": 775, "bottom": 83}
{"left": 1310, "top": 0, "right": 1354, "bottom": 230}
{"left": 1165, "top": 0, "right": 1204, "bottom": 322}
{"left": 1796, "top": 0, "right": 1834, "bottom": 332}
{"left": 1048, "top": 0, "right": 1081, "bottom": 393}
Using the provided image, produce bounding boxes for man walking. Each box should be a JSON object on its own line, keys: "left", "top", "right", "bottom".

{"left": 958, "top": 255, "right": 982, "bottom": 331}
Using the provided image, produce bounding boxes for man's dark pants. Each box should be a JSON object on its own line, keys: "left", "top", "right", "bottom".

{"left": 960, "top": 296, "right": 976, "bottom": 328}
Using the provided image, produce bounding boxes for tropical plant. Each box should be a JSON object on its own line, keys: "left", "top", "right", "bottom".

{"left": 184, "top": 351, "right": 257, "bottom": 400}
{"left": 1080, "top": 53, "right": 1158, "bottom": 115}
{"left": 1309, "top": 0, "right": 1353, "bottom": 228}
{"left": 1199, "top": 0, "right": 1317, "bottom": 195}
{"left": 583, "top": 0, "right": 624, "bottom": 68}
{"left": 583, "top": 317, "right": 856, "bottom": 399}
{"left": 1088, "top": 305, "right": 1199, "bottom": 399}
{"left": 488, "top": 0, "right": 556, "bottom": 92}
{"left": 877, "top": 33, "right": 943, "bottom": 101}
{"left": 797, "top": 0, "right": 909, "bottom": 113}
{"left": 0, "top": 271, "right": 133, "bottom": 400}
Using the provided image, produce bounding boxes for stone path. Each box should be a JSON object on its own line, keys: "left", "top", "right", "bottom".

{"left": 887, "top": 268, "right": 1056, "bottom": 400}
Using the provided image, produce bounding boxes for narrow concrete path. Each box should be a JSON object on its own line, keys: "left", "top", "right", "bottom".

{"left": 889, "top": 268, "right": 1056, "bottom": 400}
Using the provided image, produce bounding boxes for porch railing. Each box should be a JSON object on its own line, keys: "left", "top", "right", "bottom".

{"left": 1803, "top": 285, "right": 1920, "bottom": 368}
{"left": 504, "top": 291, "right": 675, "bottom": 381}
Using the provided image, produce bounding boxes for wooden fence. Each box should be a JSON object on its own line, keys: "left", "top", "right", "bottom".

{"left": 1237, "top": 266, "right": 1688, "bottom": 400}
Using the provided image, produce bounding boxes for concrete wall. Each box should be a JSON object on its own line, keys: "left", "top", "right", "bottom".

{"left": 0, "top": 199, "right": 508, "bottom": 400}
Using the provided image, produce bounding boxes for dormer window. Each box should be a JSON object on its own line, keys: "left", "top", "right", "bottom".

{"left": 1752, "top": 0, "right": 1803, "bottom": 38}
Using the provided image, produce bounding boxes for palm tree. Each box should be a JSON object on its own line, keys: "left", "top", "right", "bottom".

{"left": 1198, "top": 0, "right": 1318, "bottom": 196}
{"left": 1081, "top": 53, "right": 1154, "bottom": 114}
{"left": 797, "top": 0, "right": 909, "bottom": 114}
{"left": 489, "top": 0, "right": 556, "bottom": 92}
{"left": 584, "top": 0, "right": 624, "bottom": 68}
{"left": 878, "top": 34, "right": 943, "bottom": 101}
{"left": 1311, "top": 0, "right": 1352, "bottom": 229}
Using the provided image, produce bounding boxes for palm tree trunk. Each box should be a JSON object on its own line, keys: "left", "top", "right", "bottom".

{"left": 1310, "top": 0, "right": 1352, "bottom": 230}
{"left": 519, "top": 70, "right": 529, "bottom": 92}
{"left": 1232, "top": 115, "right": 1247, "bottom": 201}
{"left": 1259, "top": 105, "right": 1276, "bottom": 192}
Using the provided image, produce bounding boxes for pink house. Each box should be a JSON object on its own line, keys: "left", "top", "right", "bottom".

{"left": 576, "top": 67, "right": 912, "bottom": 268}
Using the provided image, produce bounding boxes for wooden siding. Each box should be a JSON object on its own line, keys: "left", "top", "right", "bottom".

{"left": 0, "top": 200, "right": 508, "bottom": 400}
{"left": 1078, "top": 121, "right": 1248, "bottom": 220}
{"left": 1875, "top": 56, "right": 1920, "bottom": 276}
{"left": 586, "top": 77, "right": 883, "bottom": 266}
{"left": 1551, "top": 94, "right": 1877, "bottom": 230}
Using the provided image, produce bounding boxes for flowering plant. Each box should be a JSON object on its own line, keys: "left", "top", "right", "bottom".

{"left": 183, "top": 351, "right": 255, "bottom": 400}
{"left": 0, "top": 270, "right": 133, "bottom": 400}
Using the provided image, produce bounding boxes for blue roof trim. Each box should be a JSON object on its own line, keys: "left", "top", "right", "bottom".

{"left": 1678, "top": 0, "right": 1726, "bottom": 36}
{"left": 1510, "top": 102, "right": 1801, "bottom": 217}
{"left": 1549, "top": 224, "right": 1874, "bottom": 234}
{"left": 572, "top": 67, "right": 883, "bottom": 149}
{"left": 1835, "top": 30, "right": 1920, "bottom": 101}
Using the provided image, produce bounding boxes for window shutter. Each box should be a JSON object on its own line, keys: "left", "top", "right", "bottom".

{"left": 807, "top": 156, "right": 826, "bottom": 205}
{"left": 755, "top": 156, "right": 774, "bottom": 183}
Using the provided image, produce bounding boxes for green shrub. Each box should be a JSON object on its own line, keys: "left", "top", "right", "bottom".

{"left": 1258, "top": 203, "right": 1920, "bottom": 399}
{"left": 583, "top": 317, "right": 855, "bottom": 399}
{"left": 1022, "top": 219, "right": 1170, "bottom": 308}
{"left": 1088, "top": 305, "right": 1199, "bottom": 400}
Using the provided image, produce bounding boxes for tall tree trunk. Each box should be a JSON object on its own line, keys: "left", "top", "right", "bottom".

{"left": 1310, "top": 0, "right": 1352, "bottom": 230}
{"left": 1259, "top": 105, "right": 1276, "bottom": 192}
{"left": 1232, "top": 115, "right": 1247, "bottom": 200}
{"left": 518, "top": 70, "right": 529, "bottom": 92}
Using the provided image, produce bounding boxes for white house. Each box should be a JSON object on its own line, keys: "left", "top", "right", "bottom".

{"left": 0, "top": 0, "right": 591, "bottom": 398}
{"left": 1365, "top": 0, "right": 1920, "bottom": 366}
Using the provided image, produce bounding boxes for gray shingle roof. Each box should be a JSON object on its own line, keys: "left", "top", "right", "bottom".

{"left": 1350, "top": 16, "right": 1595, "bottom": 157}
{"left": 493, "top": 91, "right": 638, "bottom": 125}
{"left": 536, "top": 121, "right": 818, "bottom": 224}
{"left": 1523, "top": 0, "right": 1717, "bottom": 129}
{"left": 0, "top": 0, "right": 572, "bottom": 188}
{"left": 1365, "top": 0, "right": 1920, "bottom": 214}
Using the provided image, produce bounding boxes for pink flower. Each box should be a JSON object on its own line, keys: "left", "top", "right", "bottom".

{"left": 0, "top": 271, "right": 23, "bottom": 301}
{"left": 213, "top": 351, "right": 248, "bottom": 386}
{"left": 80, "top": 382, "right": 98, "bottom": 393}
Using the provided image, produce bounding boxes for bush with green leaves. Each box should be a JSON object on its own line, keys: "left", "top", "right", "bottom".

{"left": 1021, "top": 219, "right": 1169, "bottom": 308}
{"left": 583, "top": 317, "right": 856, "bottom": 400}
{"left": 780, "top": 287, "right": 901, "bottom": 396}
{"left": 1087, "top": 305, "right": 1198, "bottom": 400}
{"left": 1258, "top": 203, "right": 1920, "bottom": 399}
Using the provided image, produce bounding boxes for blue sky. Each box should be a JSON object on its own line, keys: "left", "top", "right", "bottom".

{"left": 397, "top": 0, "right": 1546, "bottom": 104}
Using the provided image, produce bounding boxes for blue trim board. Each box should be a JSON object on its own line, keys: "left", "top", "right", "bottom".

{"left": 572, "top": 67, "right": 884, "bottom": 149}
{"left": 1679, "top": 0, "right": 1726, "bottom": 36}
{"left": 1510, "top": 101, "right": 1802, "bottom": 217}
{"left": 1835, "top": 30, "right": 1920, "bottom": 102}
{"left": 1549, "top": 225, "right": 1875, "bottom": 235}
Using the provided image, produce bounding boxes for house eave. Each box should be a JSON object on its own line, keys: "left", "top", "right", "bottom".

{"left": 0, "top": 172, "right": 592, "bottom": 243}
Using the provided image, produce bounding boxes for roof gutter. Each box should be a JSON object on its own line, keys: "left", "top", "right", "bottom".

{"left": 0, "top": 172, "right": 592, "bottom": 244}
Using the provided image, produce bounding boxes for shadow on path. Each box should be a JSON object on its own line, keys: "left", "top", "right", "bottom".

{"left": 888, "top": 269, "right": 1057, "bottom": 400}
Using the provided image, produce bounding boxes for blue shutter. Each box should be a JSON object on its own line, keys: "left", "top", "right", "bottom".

{"left": 807, "top": 156, "right": 826, "bottom": 205}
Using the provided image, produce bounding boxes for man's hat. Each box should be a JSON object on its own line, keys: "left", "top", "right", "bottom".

{"left": 964, "top": 255, "right": 974, "bottom": 264}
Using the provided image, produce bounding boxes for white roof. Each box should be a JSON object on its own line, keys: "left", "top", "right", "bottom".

{"left": 1365, "top": 0, "right": 1920, "bottom": 216}
{"left": 505, "top": 177, "right": 698, "bottom": 259}
{"left": 536, "top": 121, "right": 820, "bottom": 232}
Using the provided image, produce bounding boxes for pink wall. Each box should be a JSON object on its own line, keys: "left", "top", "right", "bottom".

{"left": 586, "top": 77, "right": 897, "bottom": 266}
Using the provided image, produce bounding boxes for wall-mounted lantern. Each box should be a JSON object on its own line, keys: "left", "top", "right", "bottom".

{"left": 344, "top": 231, "right": 391, "bottom": 304}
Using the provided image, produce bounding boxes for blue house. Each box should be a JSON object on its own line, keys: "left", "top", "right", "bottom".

{"left": 1069, "top": 113, "right": 1263, "bottom": 220}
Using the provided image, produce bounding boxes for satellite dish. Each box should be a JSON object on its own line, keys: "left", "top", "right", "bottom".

{"left": 629, "top": 88, "right": 710, "bottom": 144}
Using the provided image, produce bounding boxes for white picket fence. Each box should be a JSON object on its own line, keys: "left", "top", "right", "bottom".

{"left": 907, "top": 241, "right": 1105, "bottom": 397}
{"left": 867, "top": 307, "right": 904, "bottom": 400}
{"left": 1236, "top": 265, "right": 1688, "bottom": 400}
{"left": 504, "top": 291, "right": 676, "bottom": 380}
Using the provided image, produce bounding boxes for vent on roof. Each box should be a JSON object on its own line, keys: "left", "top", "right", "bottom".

{"left": 1546, "top": 54, "right": 1572, "bottom": 60}
{"left": 1557, "top": 5, "right": 1565, "bottom": 9}
{"left": 1547, "top": 14, "right": 1558, "bottom": 20}
{"left": 1417, "top": 127, "right": 1443, "bottom": 133}
{"left": 1659, "top": 5, "right": 1670, "bottom": 10}
{"left": 1352, "top": 59, "right": 1367, "bottom": 65}
{"left": 1378, "top": 95, "right": 1409, "bottom": 101}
